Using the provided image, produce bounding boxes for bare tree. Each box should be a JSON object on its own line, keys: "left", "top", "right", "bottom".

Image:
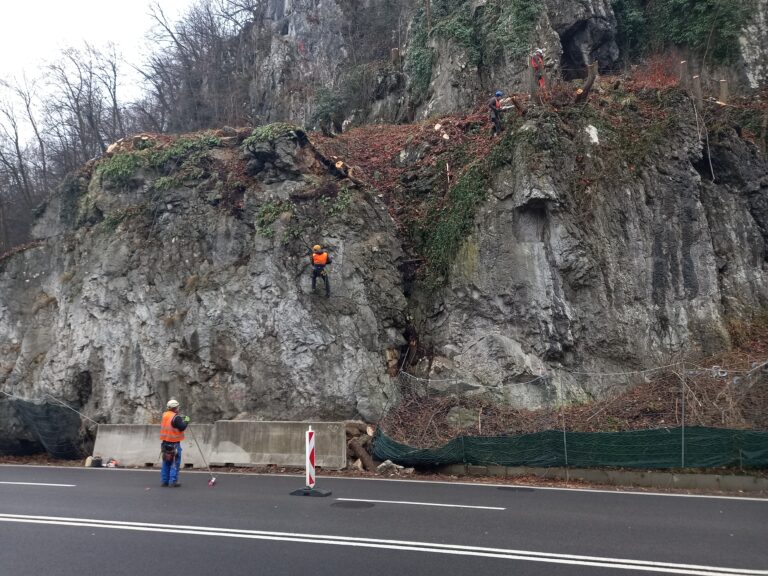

{"left": 0, "top": 97, "right": 34, "bottom": 207}
{"left": 4, "top": 77, "right": 50, "bottom": 196}
{"left": 92, "top": 43, "right": 126, "bottom": 141}
{"left": 45, "top": 47, "right": 106, "bottom": 167}
{"left": 140, "top": 0, "right": 256, "bottom": 132}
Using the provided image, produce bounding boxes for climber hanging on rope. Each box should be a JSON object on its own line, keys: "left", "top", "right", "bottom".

{"left": 489, "top": 90, "right": 504, "bottom": 136}
{"left": 531, "top": 48, "right": 546, "bottom": 89}
{"left": 310, "top": 244, "right": 332, "bottom": 297}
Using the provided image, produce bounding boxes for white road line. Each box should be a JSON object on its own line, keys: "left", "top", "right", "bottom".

{"left": 0, "top": 482, "right": 76, "bottom": 487}
{"left": 0, "top": 465, "right": 766, "bottom": 502}
{"left": 309, "top": 475, "right": 768, "bottom": 503}
{"left": 336, "top": 498, "right": 505, "bottom": 510}
{"left": 0, "top": 514, "right": 763, "bottom": 576}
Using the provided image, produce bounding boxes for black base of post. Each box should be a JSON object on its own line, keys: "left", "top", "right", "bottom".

{"left": 290, "top": 486, "right": 332, "bottom": 497}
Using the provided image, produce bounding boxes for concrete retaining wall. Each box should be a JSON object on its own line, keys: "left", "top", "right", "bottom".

{"left": 93, "top": 421, "right": 346, "bottom": 470}
{"left": 92, "top": 424, "right": 214, "bottom": 468}
{"left": 210, "top": 421, "right": 346, "bottom": 469}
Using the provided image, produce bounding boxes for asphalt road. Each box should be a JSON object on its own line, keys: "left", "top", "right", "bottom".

{"left": 0, "top": 465, "right": 766, "bottom": 576}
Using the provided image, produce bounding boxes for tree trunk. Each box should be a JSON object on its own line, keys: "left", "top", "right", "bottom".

{"left": 574, "top": 62, "right": 598, "bottom": 104}
{"left": 692, "top": 76, "right": 704, "bottom": 109}
{"left": 348, "top": 436, "right": 376, "bottom": 471}
{"left": 679, "top": 60, "right": 689, "bottom": 91}
{"left": 718, "top": 79, "right": 729, "bottom": 105}
{"left": 0, "top": 198, "right": 8, "bottom": 253}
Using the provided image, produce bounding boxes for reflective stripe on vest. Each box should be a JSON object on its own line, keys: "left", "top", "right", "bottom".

{"left": 160, "top": 410, "right": 184, "bottom": 442}
{"left": 312, "top": 252, "right": 329, "bottom": 266}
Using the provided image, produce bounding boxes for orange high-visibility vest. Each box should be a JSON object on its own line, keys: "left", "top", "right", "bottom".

{"left": 160, "top": 410, "right": 185, "bottom": 442}
{"left": 312, "top": 252, "right": 329, "bottom": 266}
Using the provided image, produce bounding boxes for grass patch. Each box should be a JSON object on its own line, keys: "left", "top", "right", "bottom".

{"left": 151, "top": 176, "right": 181, "bottom": 192}
{"left": 256, "top": 200, "right": 295, "bottom": 238}
{"left": 146, "top": 135, "right": 220, "bottom": 171}
{"left": 96, "top": 153, "right": 143, "bottom": 190}
{"left": 242, "top": 123, "right": 302, "bottom": 150}
{"left": 319, "top": 186, "right": 353, "bottom": 218}
{"left": 94, "top": 134, "right": 221, "bottom": 192}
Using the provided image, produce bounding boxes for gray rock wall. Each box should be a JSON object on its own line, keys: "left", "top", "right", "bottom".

{"left": 225, "top": 0, "right": 768, "bottom": 131}
{"left": 1, "top": 98, "right": 766, "bottom": 455}
{"left": 741, "top": 0, "right": 768, "bottom": 88}
{"left": 414, "top": 109, "right": 768, "bottom": 408}
{"left": 0, "top": 133, "right": 407, "bottom": 453}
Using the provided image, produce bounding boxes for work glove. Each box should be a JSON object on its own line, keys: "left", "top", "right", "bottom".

{"left": 183, "top": 416, "right": 190, "bottom": 424}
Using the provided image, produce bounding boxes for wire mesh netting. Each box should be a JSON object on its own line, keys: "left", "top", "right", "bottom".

{"left": 375, "top": 359, "right": 768, "bottom": 470}
{"left": 0, "top": 396, "right": 85, "bottom": 459}
{"left": 373, "top": 427, "right": 768, "bottom": 469}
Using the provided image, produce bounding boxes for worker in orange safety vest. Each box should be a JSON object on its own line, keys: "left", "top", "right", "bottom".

{"left": 488, "top": 91, "right": 504, "bottom": 136}
{"left": 310, "top": 244, "right": 333, "bottom": 297}
{"left": 530, "top": 48, "right": 546, "bottom": 90}
{"left": 160, "top": 399, "right": 189, "bottom": 487}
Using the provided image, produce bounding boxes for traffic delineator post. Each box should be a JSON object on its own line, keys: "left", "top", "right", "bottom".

{"left": 290, "top": 425, "right": 332, "bottom": 497}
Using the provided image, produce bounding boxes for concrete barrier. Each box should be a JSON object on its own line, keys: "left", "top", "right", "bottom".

{"left": 210, "top": 421, "right": 346, "bottom": 469}
{"left": 93, "top": 421, "right": 346, "bottom": 470}
{"left": 92, "top": 424, "right": 214, "bottom": 468}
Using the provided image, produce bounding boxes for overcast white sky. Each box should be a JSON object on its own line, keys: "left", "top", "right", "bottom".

{"left": 0, "top": 0, "right": 194, "bottom": 87}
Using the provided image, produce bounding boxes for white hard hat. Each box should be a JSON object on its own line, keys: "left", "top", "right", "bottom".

{"left": 166, "top": 399, "right": 180, "bottom": 409}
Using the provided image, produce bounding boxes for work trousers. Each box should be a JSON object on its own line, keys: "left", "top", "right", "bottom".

{"left": 312, "top": 266, "right": 330, "bottom": 296}
{"left": 490, "top": 111, "right": 503, "bottom": 135}
{"left": 160, "top": 442, "right": 182, "bottom": 485}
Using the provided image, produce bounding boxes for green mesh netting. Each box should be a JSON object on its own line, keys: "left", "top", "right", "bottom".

{"left": 372, "top": 427, "right": 768, "bottom": 469}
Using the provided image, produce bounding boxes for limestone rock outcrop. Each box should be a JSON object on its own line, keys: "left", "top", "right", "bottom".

{"left": 0, "top": 130, "right": 407, "bottom": 454}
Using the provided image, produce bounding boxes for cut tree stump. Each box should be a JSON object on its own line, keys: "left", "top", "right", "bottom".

{"left": 348, "top": 435, "right": 376, "bottom": 472}
{"left": 574, "top": 62, "right": 598, "bottom": 104}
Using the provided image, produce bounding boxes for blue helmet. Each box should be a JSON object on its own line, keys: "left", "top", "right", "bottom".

{"left": 495, "top": 91, "right": 503, "bottom": 97}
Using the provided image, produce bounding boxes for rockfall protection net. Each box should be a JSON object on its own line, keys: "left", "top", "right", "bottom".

{"left": 372, "top": 427, "right": 768, "bottom": 469}
{"left": 1, "top": 397, "right": 84, "bottom": 459}
{"left": 380, "top": 355, "right": 768, "bottom": 470}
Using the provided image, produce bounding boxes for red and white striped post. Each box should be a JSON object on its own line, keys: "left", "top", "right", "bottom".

{"left": 291, "top": 424, "right": 331, "bottom": 497}
{"left": 306, "top": 425, "right": 316, "bottom": 489}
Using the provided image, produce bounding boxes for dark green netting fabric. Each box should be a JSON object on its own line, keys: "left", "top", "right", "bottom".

{"left": 372, "top": 427, "right": 768, "bottom": 469}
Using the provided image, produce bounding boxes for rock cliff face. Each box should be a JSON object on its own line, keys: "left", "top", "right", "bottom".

{"left": 241, "top": 0, "right": 412, "bottom": 125}
{"left": 2, "top": 1, "right": 768, "bottom": 455}
{"left": 741, "top": 0, "right": 768, "bottom": 88}
{"left": 407, "top": 91, "right": 768, "bottom": 407}
{"left": 233, "top": 0, "right": 765, "bottom": 127}
{"left": 0, "top": 129, "right": 407, "bottom": 454}
{"left": 236, "top": 0, "right": 624, "bottom": 125}
{"left": 2, "top": 86, "right": 766, "bottom": 457}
